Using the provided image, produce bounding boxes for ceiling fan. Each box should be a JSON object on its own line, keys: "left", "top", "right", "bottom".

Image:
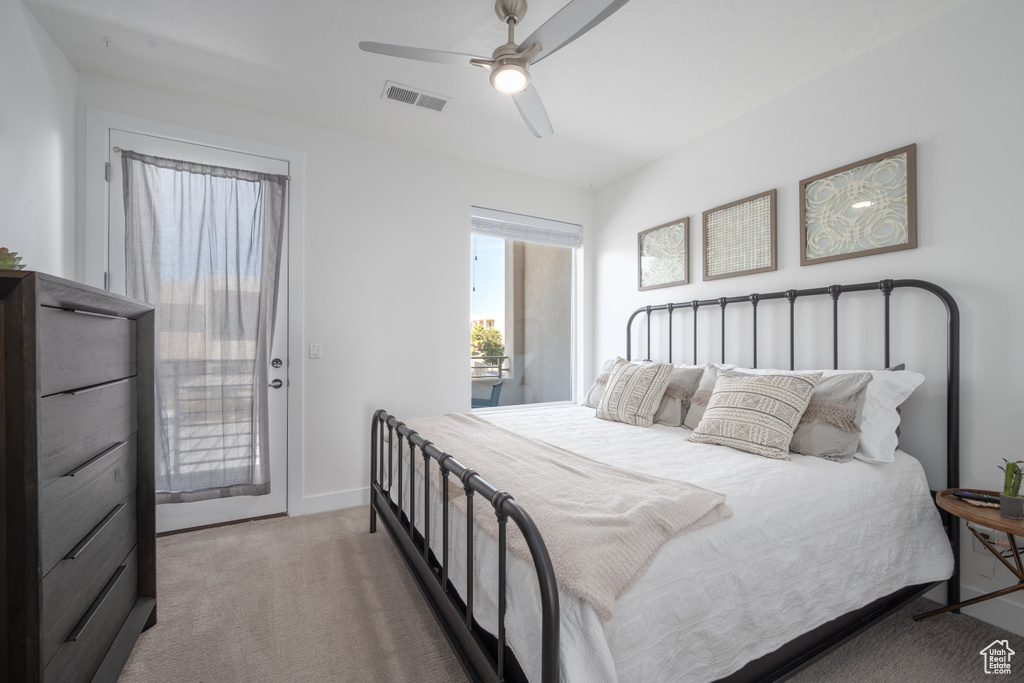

{"left": 360, "top": 0, "right": 631, "bottom": 138}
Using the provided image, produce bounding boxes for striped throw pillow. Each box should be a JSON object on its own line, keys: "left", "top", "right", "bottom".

{"left": 596, "top": 359, "right": 673, "bottom": 427}
{"left": 687, "top": 371, "right": 822, "bottom": 459}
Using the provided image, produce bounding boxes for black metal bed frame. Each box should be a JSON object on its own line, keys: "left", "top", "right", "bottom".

{"left": 370, "top": 277, "right": 960, "bottom": 683}
{"left": 370, "top": 412, "right": 559, "bottom": 683}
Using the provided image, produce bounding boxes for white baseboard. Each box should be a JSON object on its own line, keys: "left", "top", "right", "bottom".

{"left": 295, "top": 487, "right": 370, "bottom": 516}
{"left": 958, "top": 586, "right": 1024, "bottom": 638}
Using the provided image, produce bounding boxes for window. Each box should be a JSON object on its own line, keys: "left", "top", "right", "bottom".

{"left": 470, "top": 207, "right": 580, "bottom": 408}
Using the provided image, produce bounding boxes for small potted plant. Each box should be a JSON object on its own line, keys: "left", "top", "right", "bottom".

{"left": 999, "top": 459, "right": 1024, "bottom": 520}
{"left": 0, "top": 247, "right": 26, "bottom": 270}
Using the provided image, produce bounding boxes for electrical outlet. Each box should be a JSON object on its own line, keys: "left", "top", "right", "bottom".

{"left": 309, "top": 341, "right": 321, "bottom": 359}
{"left": 971, "top": 525, "right": 999, "bottom": 555}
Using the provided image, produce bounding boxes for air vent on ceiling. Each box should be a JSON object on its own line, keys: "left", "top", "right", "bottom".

{"left": 382, "top": 81, "right": 450, "bottom": 113}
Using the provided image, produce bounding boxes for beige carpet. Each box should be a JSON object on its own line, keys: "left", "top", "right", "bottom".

{"left": 118, "top": 506, "right": 467, "bottom": 683}
{"left": 792, "top": 595, "right": 1023, "bottom": 683}
{"left": 119, "top": 506, "right": 1021, "bottom": 682}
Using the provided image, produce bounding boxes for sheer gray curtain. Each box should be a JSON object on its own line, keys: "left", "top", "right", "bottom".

{"left": 122, "top": 150, "right": 287, "bottom": 503}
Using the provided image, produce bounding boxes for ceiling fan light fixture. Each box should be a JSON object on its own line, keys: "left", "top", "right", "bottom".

{"left": 490, "top": 62, "right": 530, "bottom": 93}
{"left": 360, "top": 0, "right": 632, "bottom": 137}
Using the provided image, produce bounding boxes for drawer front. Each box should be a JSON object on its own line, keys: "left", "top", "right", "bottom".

{"left": 40, "top": 378, "right": 138, "bottom": 488}
{"left": 44, "top": 547, "right": 139, "bottom": 683}
{"left": 40, "top": 435, "right": 137, "bottom": 575}
{"left": 38, "top": 307, "right": 137, "bottom": 396}
{"left": 41, "top": 494, "right": 137, "bottom": 667}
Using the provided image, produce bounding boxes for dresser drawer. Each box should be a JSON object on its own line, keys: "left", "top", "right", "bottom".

{"left": 38, "top": 307, "right": 137, "bottom": 396}
{"left": 44, "top": 547, "right": 139, "bottom": 683}
{"left": 40, "top": 494, "right": 137, "bottom": 667}
{"left": 39, "top": 378, "right": 137, "bottom": 488}
{"left": 39, "top": 435, "right": 137, "bottom": 575}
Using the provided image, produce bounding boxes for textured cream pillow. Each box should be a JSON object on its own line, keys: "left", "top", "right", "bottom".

{"left": 597, "top": 359, "right": 673, "bottom": 427}
{"left": 687, "top": 371, "right": 822, "bottom": 459}
{"left": 682, "top": 364, "right": 734, "bottom": 430}
{"left": 729, "top": 368, "right": 873, "bottom": 462}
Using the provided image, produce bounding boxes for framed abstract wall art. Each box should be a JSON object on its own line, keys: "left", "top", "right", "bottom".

{"left": 639, "top": 217, "right": 689, "bottom": 290}
{"left": 702, "top": 189, "right": 777, "bottom": 281}
{"left": 800, "top": 144, "right": 917, "bottom": 265}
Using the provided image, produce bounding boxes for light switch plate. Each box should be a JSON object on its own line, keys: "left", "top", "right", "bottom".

{"left": 309, "top": 341, "right": 321, "bottom": 359}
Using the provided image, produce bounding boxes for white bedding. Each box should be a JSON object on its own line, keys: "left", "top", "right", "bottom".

{"left": 384, "top": 404, "right": 953, "bottom": 682}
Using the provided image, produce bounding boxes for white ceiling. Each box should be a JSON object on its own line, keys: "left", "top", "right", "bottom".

{"left": 25, "top": 0, "right": 965, "bottom": 188}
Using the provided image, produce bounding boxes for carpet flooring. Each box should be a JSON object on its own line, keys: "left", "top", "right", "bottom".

{"left": 118, "top": 506, "right": 465, "bottom": 683}
{"left": 118, "top": 506, "right": 1021, "bottom": 682}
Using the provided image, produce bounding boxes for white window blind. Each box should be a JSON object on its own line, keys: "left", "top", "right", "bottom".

{"left": 471, "top": 206, "right": 582, "bottom": 248}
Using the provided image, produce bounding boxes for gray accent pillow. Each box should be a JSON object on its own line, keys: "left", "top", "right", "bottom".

{"left": 789, "top": 372, "right": 873, "bottom": 462}
{"left": 687, "top": 371, "right": 822, "bottom": 460}
{"left": 582, "top": 357, "right": 619, "bottom": 408}
{"left": 597, "top": 358, "right": 673, "bottom": 428}
{"left": 653, "top": 365, "right": 706, "bottom": 427}
{"left": 682, "top": 364, "right": 734, "bottom": 430}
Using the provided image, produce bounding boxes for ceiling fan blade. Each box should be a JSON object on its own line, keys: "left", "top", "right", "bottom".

{"left": 520, "top": 0, "right": 631, "bottom": 64}
{"left": 512, "top": 85, "right": 553, "bottom": 138}
{"left": 359, "top": 42, "right": 485, "bottom": 67}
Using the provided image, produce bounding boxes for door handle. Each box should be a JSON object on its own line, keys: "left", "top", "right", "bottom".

{"left": 269, "top": 379, "right": 284, "bottom": 389}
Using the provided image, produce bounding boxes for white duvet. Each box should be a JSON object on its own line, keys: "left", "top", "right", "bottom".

{"left": 384, "top": 405, "right": 953, "bottom": 682}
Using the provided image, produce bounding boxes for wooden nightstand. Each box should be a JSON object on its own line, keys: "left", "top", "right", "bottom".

{"left": 915, "top": 489, "right": 1024, "bottom": 621}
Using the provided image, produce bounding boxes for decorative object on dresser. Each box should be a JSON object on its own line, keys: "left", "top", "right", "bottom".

{"left": 638, "top": 217, "right": 689, "bottom": 290}
{"left": 702, "top": 189, "right": 777, "bottom": 281}
{"left": 800, "top": 143, "right": 917, "bottom": 265}
{"left": 1, "top": 271, "right": 156, "bottom": 683}
{"left": 1, "top": 246, "right": 27, "bottom": 270}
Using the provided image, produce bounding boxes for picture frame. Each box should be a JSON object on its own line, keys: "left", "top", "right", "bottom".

{"left": 800, "top": 143, "right": 917, "bottom": 266}
{"left": 638, "top": 217, "right": 689, "bottom": 290}
{"left": 702, "top": 189, "right": 777, "bottom": 281}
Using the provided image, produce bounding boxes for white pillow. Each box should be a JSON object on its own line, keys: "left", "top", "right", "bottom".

{"left": 840, "top": 369, "right": 924, "bottom": 463}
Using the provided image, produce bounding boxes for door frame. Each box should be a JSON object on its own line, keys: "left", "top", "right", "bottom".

{"left": 81, "top": 108, "right": 306, "bottom": 517}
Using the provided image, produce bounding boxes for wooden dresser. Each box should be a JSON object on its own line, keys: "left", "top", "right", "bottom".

{"left": 1, "top": 271, "right": 156, "bottom": 683}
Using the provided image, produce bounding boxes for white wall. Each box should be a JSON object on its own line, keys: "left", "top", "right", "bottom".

{"left": 28, "top": 0, "right": 1014, "bottom": 636}
{"left": 0, "top": 0, "right": 76, "bottom": 276}
{"left": 593, "top": 0, "right": 1024, "bottom": 633}
{"left": 75, "top": 73, "right": 593, "bottom": 514}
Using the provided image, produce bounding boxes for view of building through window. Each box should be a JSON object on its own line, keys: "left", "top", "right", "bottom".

{"left": 470, "top": 213, "right": 576, "bottom": 408}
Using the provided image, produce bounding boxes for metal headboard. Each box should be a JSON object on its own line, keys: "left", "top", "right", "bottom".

{"left": 626, "top": 278, "right": 961, "bottom": 604}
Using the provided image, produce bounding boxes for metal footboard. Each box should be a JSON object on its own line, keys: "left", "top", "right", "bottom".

{"left": 370, "top": 409, "right": 559, "bottom": 683}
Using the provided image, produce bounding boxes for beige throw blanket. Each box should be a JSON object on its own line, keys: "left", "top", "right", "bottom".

{"left": 402, "top": 413, "right": 731, "bottom": 622}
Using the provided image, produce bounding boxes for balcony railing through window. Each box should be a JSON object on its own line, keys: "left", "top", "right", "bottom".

{"left": 161, "top": 358, "right": 256, "bottom": 483}
{"left": 470, "top": 355, "right": 510, "bottom": 379}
